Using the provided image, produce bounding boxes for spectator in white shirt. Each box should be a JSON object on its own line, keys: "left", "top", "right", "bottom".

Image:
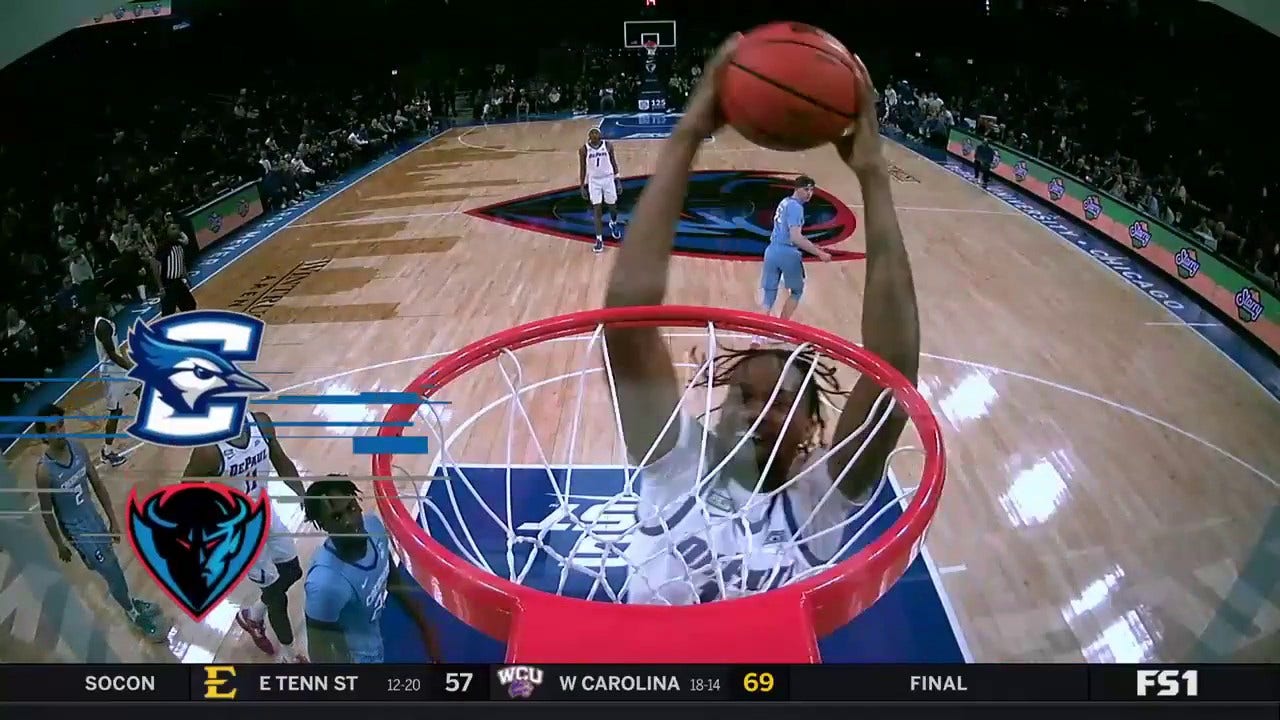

{"left": 68, "top": 249, "right": 95, "bottom": 285}
{"left": 347, "top": 130, "right": 368, "bottom": 148}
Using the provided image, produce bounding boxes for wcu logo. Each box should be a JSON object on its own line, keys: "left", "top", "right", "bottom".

{"left": 125, "top": 310, "right": 270, "bottom": 447}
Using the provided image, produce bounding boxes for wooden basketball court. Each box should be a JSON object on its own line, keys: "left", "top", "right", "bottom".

{"left": 5, "top": 116, "right": 1279, "bottom": 664}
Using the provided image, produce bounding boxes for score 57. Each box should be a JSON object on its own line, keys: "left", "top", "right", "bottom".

{"left": 445, "top": 672, "right": 474, "bottom": 693}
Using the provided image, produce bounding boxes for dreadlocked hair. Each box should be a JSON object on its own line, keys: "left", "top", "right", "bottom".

{"left": 685, "top": 344, "right": 848, "bottom": 453}
{"left": 303, "top": 475, "right": 359, "bottom": 529}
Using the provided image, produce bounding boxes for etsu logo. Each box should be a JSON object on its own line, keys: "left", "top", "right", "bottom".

{"left": 1082, "top": 194, "right": 1103, "bottom": 221}
{"left": 1128, "top": 220, "right": 1152, "bottom": 248}
{"left": 1235, "top": 287, "right": 1265, "bottom": 322}
{"left": 1013, "top": 160, "right": 1028, "bottom": 182}
{"left": 1174, "top": 248, "right": 1200, "bottom": 278}
{"left": 125, "top": 310, "right": 270, "bottom": 447}
{"left": 468, "top": 170, "right": 860, "bottom": 262}
{"left": 1047, "top": 178, "right": 1066, "bottom": 201}
{"left": 960, "top": 139, "right": 975, "bottom": 157}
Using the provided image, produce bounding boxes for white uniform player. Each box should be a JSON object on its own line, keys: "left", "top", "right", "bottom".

{"left": 580, "top": 127, "right": 623, "bottom": 253}
{"left": 94, "top": 316, "right": 135, "bottom": 467}
{"left": 624, "top": 413, "right": 862, "bottom": 605}
{"left": 585, "top": 140, "right": 617, "bottom": 206}
{"left": 216, "top": 416, "right": 298, "bottom": 587}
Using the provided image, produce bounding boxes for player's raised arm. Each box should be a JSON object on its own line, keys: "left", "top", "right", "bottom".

{"left": 825, "top": 56, "right": 921, "bottom": 501}
{"left": 253, "top": 411, "right": 305, "bottom": 496}
{"left": 603, "top": 34, "right": 739, "bottom": 463}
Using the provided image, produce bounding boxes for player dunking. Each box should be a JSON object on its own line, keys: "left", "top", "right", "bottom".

{"left": 754, "top": 175, "right": 832, "bottom": 345}
{"left": 302, "top": 476, "right": 440, "bottom": 663}
{"left": 603, "top": 39, "right": 920, "bottom": 603}
{"left": 184, "top": 411, "right": 308, "bottom": 662}
{"left": 93, "top": 316, "right": 136, "bottom": 467}
{"left": 579, "top": 127, "right": 624, "bottom": 253}
{"left": 34, "top": 403, "right": 164, "bottom": 640}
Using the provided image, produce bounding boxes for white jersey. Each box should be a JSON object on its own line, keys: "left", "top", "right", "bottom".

{"left": 624, "top": 413, "right": 859, "bottom": 606}
{"left": 217, "top": 416, "right": 271, "bottom": 497}
{"left": 94, "top": 317, "right": 127, "bottom": 378}
{"left": 584, "top": 141, "right": 615, "bottom": 180}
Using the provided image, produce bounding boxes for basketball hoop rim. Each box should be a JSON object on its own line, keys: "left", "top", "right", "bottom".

{"left": 371, "top": 305, "right": 945, "bottom": 662}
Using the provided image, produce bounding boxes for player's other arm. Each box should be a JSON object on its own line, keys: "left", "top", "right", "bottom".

{"left": 304, "top": 572, "right": 354, "bottom": 663}
{"left": 602, "top": 35, "right": 738, "bottom": 463}
{"left": 826, "top": 57, "right": 921, "bottom": 501}
{"left": 606, "top": 142, "right": 621, "bottom": 185}
{"left": 578, "top": 145, "right": 588, "bottom": 199}
{"left": 254, "top": 411, "right": 305, "bottom": 496}
{"left": 94, "top": 319, "right": 133, "bottom": 371}
{"left": 183, "top": 444, "right": 222, "bottom": 481}
{"left": 84, "top": 447, "right": 121, "bottom": 541}
{"left": 787, "top": 205, "right": 830, "bottom": 260}
{"left": 34, "top": 464, "right": 72, "bottom": 562}
{"left": 386, "top": 562, "right": 442, "bottom": 662}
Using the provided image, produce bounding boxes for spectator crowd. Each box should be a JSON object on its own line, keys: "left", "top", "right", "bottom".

{"left": 1, "top": 65, "right": 445, "bottom": 415}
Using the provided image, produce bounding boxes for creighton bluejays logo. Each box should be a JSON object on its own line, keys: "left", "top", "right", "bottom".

{"left": 1013, "top": 160, "right": 1028, "bottom": 182}
{"left": 126, "top": 483, "right": 269, "bottom": 621}
{"left": 1082, "top": 194, "right": 1103, "bottom": 221}
{"left": 126, "top": 310, "right": 269, "bottom": 447}
{"left": 1174, "top": 247, "right": 1200, "bottom": 278}
{"left": 1047, "top": 177, "right": 1066, "bottom": 201}
{"left": 1129, "top": 220, "right": 1152, "bottom": 248}
{"left": 467, "top": 170, "right": 860, "bottom": 261}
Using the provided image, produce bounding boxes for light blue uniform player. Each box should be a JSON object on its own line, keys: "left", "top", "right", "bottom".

{"left": 302, "top": 476, "right": 440, "bottom": 663}
{"left": 756, "top": 175, "right": 832, "bottom": 345}
{"left": 34, "top": 403, "right": 163, "bottom": 640}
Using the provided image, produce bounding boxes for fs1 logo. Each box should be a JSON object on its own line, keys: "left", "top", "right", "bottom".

{"left": 126, "top": 310, "right": 270, "bottom": 447}
{"left": 1047, "top": 178, "right": 1066, "bottom": 201}
{"left": 127, "top": 483, "right": 270, "bottom": 621}
{"left": 1174, "top": 248, "right": 1200, "bottom": 278}
{"left": 1136, "top": 669, "right": 1198, "bottom": 697}
{"left": 1128, "top": 220, "right": 1152, "bottom": 248}
{"left": 1235, "top": 287, "right": 1265, "bottom": 322}
{"left": 1013, "top": 160, "right": 1029, "bottom": 182}
{"left": 498, "top": 665, "right": 545, "bottom": 699}
{"left": 1082, "top": 194, "right": 1103, "bottom": 221}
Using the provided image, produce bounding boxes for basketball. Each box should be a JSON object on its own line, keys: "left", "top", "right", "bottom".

{"left": 720, "top": 22, "right": 861, "bottom": 152}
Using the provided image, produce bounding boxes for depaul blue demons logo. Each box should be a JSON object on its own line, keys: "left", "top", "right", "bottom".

{"left": 466, "top": 170, "right": 861, "bottom": 261}
{"left": 125, "top": 310, "right": 269, "bottom": 447}
{"left": 126, "top": 483, "right": 269, "bottom": 621}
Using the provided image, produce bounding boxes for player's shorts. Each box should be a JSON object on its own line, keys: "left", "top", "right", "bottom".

{"left": 101, "top": 371, "right": 133, "bottom": 411}
{"left": 247, "top": 510, "right": 299, "bottom": 587}
{"left": 762, "top": 244, "right": 806, "bottom": 296}
{"left": 587, "top": 175, "right": 618, "bottom": 205}
{"left": 61, "top": 518, "right": 118, "bottom": 571}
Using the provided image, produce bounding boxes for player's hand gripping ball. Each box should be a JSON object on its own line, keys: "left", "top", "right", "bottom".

{"left": 720, "top": 22, "right": 862, "bottom": 152}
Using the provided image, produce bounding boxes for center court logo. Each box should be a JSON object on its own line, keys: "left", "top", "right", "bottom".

{"left": 126, "top": 310, "right": 270, "bottom": 447}
{"left": 466, "top": 170, "right": 861, "bottom": 261}
{"left": 1174, "top": 248, "right": 1200, "bottom": 278}
{"left": 498, "top": 665, "right": 545, "bottom": 699}
{"left": 127, "top": 484, "right": 269, "bottom": 621}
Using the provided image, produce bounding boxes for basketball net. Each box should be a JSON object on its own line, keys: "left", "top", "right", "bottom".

{"left": 373, "top": 306, "right": 945, "bottom": 662}
{"left": 644, "top": 41, "right": 658, "bottom": 60}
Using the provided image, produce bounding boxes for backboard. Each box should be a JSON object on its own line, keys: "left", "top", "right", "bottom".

{"left": 623, "top": 19, "right": 677, "bottom": 49}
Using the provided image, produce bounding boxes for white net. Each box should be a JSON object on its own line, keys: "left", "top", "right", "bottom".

{"left": 404, "top": 321, "right": 926, "bottom": 607}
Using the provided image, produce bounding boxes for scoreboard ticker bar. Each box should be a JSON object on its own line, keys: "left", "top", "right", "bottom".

{"left": 0, "top": 664, "right": 1274, "bottom": 703}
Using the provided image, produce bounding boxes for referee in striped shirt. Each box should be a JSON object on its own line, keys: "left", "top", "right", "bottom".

{"left": 153, "top": 224, "right": 197, "bottom": 316}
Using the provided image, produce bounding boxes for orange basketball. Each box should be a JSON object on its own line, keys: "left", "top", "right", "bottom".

{"left": 720, "top": 22, "right": 860, "bottom": 151}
